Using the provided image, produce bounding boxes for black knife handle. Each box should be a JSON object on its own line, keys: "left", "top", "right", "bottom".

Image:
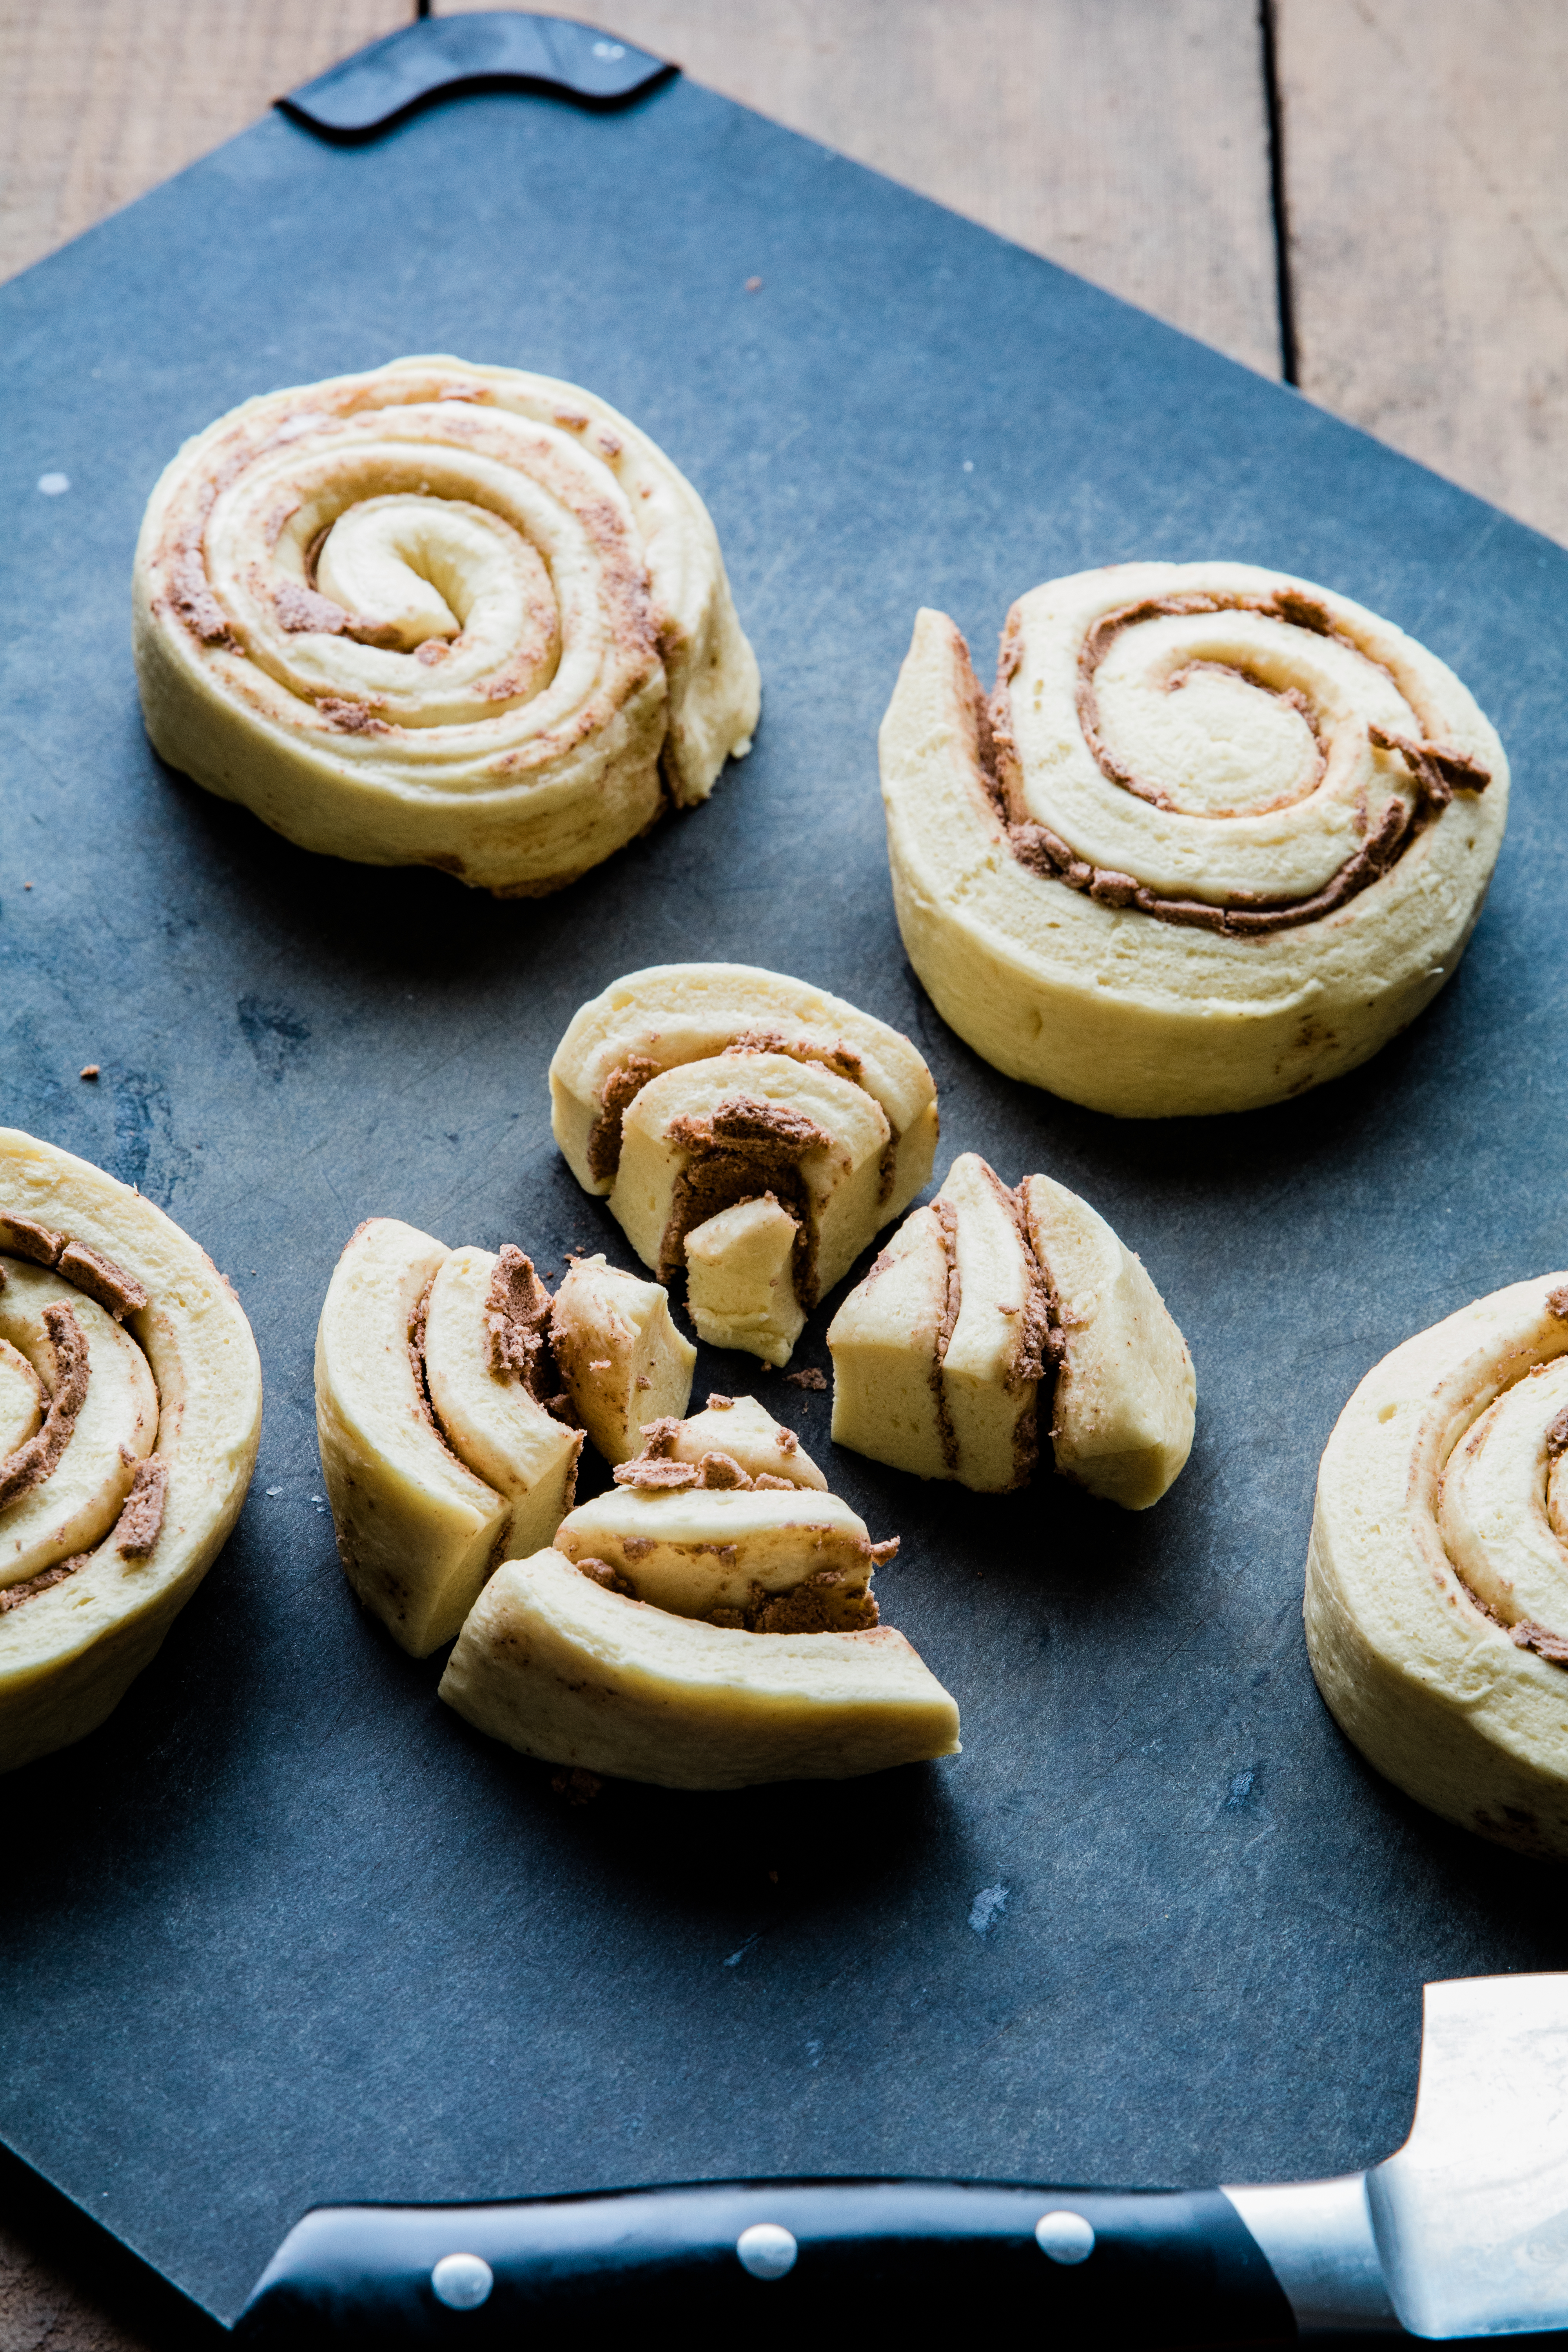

{"left": 235, "top": 2179, "right": 1296, "bottom": 2347}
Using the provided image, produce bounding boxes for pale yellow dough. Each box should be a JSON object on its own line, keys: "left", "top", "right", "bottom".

{"left": 315, "top": 1219, "right": 580, "bottom": 1654}
{"left": 880, "top": 563, "right": 1508, "bottom": 1116}
{"left": 685, "top": 1196, "right": 805, "bottom": 1366}
{"left": 133, "top": 357, "right": 760, "bottom": 896}
{"left": 1306, "top": 1275, "right": 1568, "bottom": 1860}
{"left": 549, "top": 962, "right": 939, "bottom": 1363}
{"left": 548, "top": 1254, "right": 694, "bottom": 1464}
{"left": 439, "top": 1394, "right": 958, "bottom": 1787}
{"left": 440, "top": 1552, "right": 960, "bottom": 1791}
{"left": 828, "top": 1151, "right": 1194, "bottom": 1505}
{"left": 0, "top": 1130, "right": 262, "bottom": 1773}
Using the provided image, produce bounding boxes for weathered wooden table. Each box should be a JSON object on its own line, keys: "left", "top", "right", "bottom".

{"left": 1, "top": 2, "right": 1564, "bottom": 2342}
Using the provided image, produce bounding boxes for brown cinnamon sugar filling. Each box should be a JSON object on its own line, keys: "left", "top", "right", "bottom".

{"left": 976, "top": 590, "right": 1491, "bottom": 937}
{"left": 0, "top": 1221, "right": 147, "bottom": 1318}
{"left": 584, "top": 1032, "right": 903, "bottom": 1199}
{"left": 0, "top": 1553, "right": 90, "bottom": 1613}
{"left": 0, "top": 1303, "right": 89, "bottom": 1510}
{"left": 483, "top": 1244, "right": 555, "bottom": 1399}
{"left": 659, "top": 1096, "right": 831, "bottom": 1305}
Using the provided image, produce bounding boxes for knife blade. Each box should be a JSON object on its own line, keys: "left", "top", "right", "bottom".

{"left": 233, "top": 1974, "right": 1568, "bottom": 2343}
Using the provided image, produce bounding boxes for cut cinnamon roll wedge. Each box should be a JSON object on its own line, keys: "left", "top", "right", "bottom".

{"left": 548, "top": 1252, "right": 695, "bottom": 1465}
{"left": 315, "top": 1220, "right": 582, "bottom": 1654}
{"left": 1307, "top": 1275, "right": 1568, "bottom": 1860}
{"left": 550, "top": 963, "right": 940, "bottom": 1363}
{"left": 0, "top": 1129, "right": 261, "bottom": 1773}
{"left": 439, "top": 1397, "right": 957, "bottom": 1788}
{"left": 134, "top": 357, "right": 760, "bottom": 896}
{"left": 881, "top": 563, "right": 1508, "bottom": 1116}
{"left": 827, "top": 1152, "right": 1194, "bottom": 1506}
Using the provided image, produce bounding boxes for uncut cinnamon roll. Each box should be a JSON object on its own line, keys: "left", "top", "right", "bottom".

{"left": 134, "top": 357, "right": 760, "bottom": 896}
{"left": 881, "top": 562, "right": 1507, "bottom": 1117}
{"left": 1306, "top": 1276, "right": 1568, "bottom": 1860}
{"left": 0, "top": 1130, "right": 261, "bottom": 1772}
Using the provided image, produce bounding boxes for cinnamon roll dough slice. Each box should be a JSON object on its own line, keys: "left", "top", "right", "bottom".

{"left": 548, "top": 1254, "right": 695, "bottom": 1465}
{"left": 828, "top": 1152, "right": 1194, "bottom": 1504}
{"left": 315, "top": 1220, "right": 579, "bottom": 1656}
{"left": 550, "top": 960, "right": 939, "bottom": 1225}
{"left": 439, "top": 1550, "right": 960, "bottom": 1791}
{"left": 880, "top": 564, "right": 1508, "bottom": 1116}
{"left": 134, "top": 357, "right": 760, "bottom": 896}
{"left": 1306, "top": 1276, "right": 1568, "bottom": 1859}
{"left": 0, "top": 1129, "right": 261, "bottom": 1775}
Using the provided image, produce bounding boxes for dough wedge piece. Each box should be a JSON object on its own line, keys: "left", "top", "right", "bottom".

{"left": 549, "top": 1254, "right": 694, "bottom": 1465}
{"left": 940, "top": 1154, "right": 1045, "bottom": 1493}
{"left": 1021, "top": 1175, "right": 1196, "bottom": 1509}
{"left": 421, "top": 1245, "right": 581, "bottom": 1564}
{"left": 650, "top": 1392, "right": 826, "bottom": 1490}
{"left": 1305, "top": 1273, "right": 1568, "bottom": 1860}
{"left": 0, "top": 1129, "right": 261, "bottom": 1775}
{"left": 556, "top": 1484, "right": 886, "bottom": 1629}
{"left": 826, "top": 1207, "right": 953, "bottom": 1479}
{"left": 0, "top": 1259, "right": 158, "bottom": 1584}
{"left": 316, "top": 1218, "right": 508, "bottom": 1657}
{"left": 439, "top": 1550, "right": 961, "bottom": 1790}
{"left": 684, "top": 1195, "right": 806, "bottom": 1366}
{"left": 828, "top": 1154, "right": 1194, "bottom": 1505}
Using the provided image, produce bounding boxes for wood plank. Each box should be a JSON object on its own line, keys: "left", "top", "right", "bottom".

{"left": 1276, "top": 0, "right": 1568, "bottom": 541}
{"left": 436, "top": 0, "right": 1283, "bottom": 378}
{"left": 0, "top": 0, "right": 410, "bottom": 286}
{"left": 0, "top": 2213, "right": 151, "bottom": 2351}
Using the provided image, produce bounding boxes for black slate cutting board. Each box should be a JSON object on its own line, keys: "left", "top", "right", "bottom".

{"left": 2, "top": 49, "right": 1567, "bottom": 2337}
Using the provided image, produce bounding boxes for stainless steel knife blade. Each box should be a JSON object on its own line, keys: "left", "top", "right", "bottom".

{"left": 1228, "top": 1973, "right": 1568, "bottom": 2338}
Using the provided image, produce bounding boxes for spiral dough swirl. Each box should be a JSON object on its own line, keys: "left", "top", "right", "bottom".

{"left": 0, "top": 1130, "right": 261, "bottom": 1773}
{"left": 1308, "top": 1275, "right": 1568, "bottom": 1862}
{"left": 134, "top": 357, "right": 760, "bottom": 896}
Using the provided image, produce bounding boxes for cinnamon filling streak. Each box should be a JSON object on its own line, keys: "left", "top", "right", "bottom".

{"left": 584, "top": 1031, "right": 902, "bottom": 1203}
{"left": 661, "top": 1097, "right": 830, "bottom": 1306}
{"left": 980, "top": 589, "right": 1491, "bottom": 937}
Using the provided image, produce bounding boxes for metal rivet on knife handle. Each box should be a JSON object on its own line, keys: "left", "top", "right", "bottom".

{"left": 1035, "top": 2210, "right": 1096, "bottom": 2264}
{"left": 430, "top": 2252, "right": 494, "bottom": 2310}
{"left": 736, "top": 2221, "right": 799, "bottom": 2279}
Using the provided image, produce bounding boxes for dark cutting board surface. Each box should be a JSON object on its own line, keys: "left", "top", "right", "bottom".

{"left": 3, "top": 58, "right": 1567, "bottom": 2334}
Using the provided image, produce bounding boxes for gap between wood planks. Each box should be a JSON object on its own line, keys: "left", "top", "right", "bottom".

{"left": 6, "top": 3, "right": 1566, "bottom": 535}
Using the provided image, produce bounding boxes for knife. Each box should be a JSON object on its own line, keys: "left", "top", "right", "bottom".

{"left": 233, "top": 1973, "right": 1568, "bottom": 2342}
